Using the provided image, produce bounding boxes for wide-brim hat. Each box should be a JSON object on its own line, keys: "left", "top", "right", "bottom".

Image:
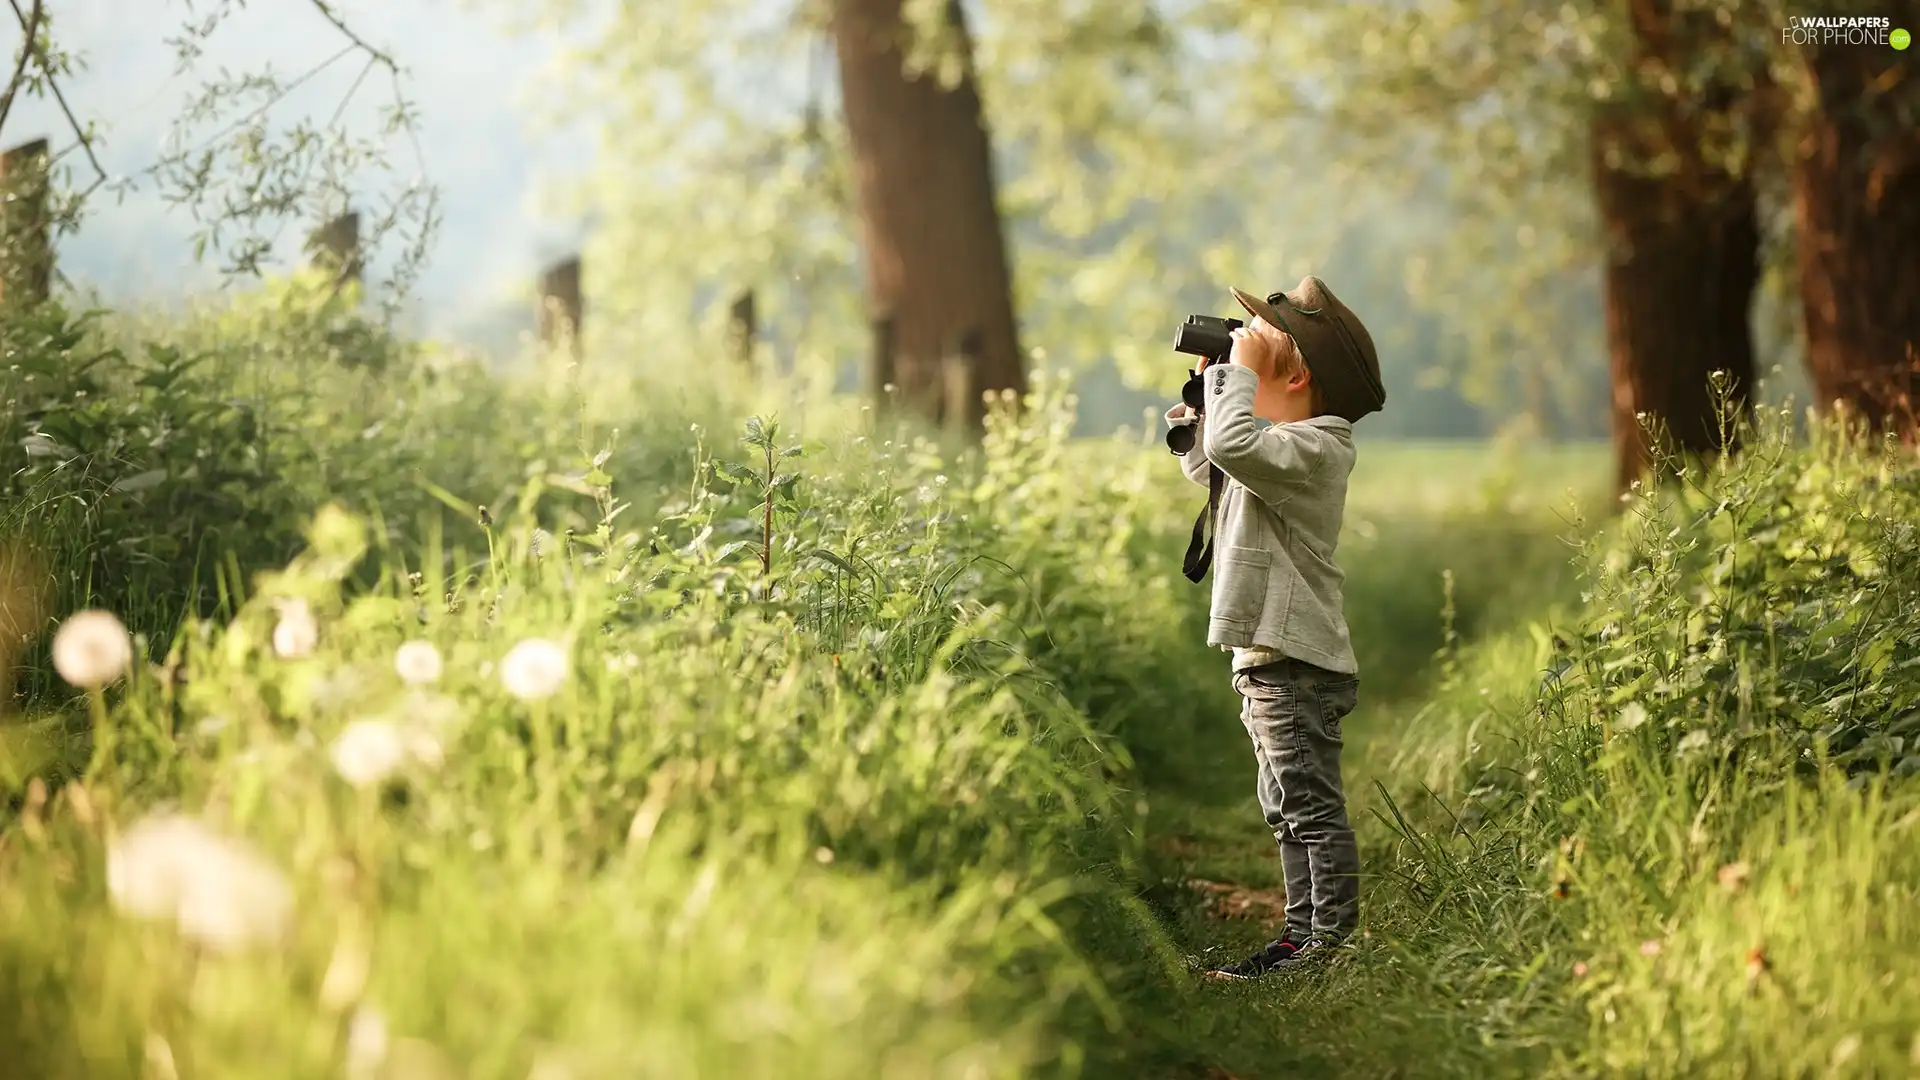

{"left": 1229, "top": 277, "right": 1385, "bottom": 423}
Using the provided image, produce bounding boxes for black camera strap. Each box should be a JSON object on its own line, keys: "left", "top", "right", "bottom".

{"left": 1181, "top": 464, "right": 1225, "bottom": 583}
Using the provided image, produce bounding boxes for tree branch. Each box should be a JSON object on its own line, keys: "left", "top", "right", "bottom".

{"left": 0, "top": 0, "right": 43, "bottom": 136}
{"left": 6, "top": 0, "right": 107, "bottom": 197}
{"left": 305, "top": 0, "right": 398, "bottom": 70}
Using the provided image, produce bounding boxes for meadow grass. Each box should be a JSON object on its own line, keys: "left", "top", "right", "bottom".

{"left": 3, "top": 284, "right": 1918, "bottom": 1078}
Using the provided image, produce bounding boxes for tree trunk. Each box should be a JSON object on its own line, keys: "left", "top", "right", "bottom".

{"left": 1593, "top": 131, "right": 1759, "bottom": 492}
{"left": 1590, "top": 1, "right": 1765, "bottom": 495}
{"left": 1790, "top": 12, "right": 1920, "bottom": 438}
{"left": 831, "top": 0, "right": 1025, "bottom": 432}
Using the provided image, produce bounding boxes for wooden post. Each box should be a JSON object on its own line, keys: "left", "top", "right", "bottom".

{"left": 945, "top": 327, "right": 981, "bottom": 433}
{"left": 872, "top": 312, "right": 896, "bottom": 404}
{"left": 728, "top": 289, "right": 756, "bottom": 365}
{"left": 306, "top": 211, "right": 363, "bottom": 287}
{"left": 0, "top": 138, "right": 52, "bottom": 307}
{"left": 537, "top": 255, "right": 583, "bottom": 357}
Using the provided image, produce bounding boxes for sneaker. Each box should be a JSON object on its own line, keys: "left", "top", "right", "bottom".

{"left": 1204, "top": 934, "right": 1308, "bottom": 980}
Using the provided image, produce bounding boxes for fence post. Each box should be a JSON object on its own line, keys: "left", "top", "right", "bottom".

{"left": 945, "top": 327, "right": 981, "bottom": 433}
{"left": 306, "top": 211, "right": 363, "bottom": 289}
{"left": 538, "top": 255, "right": 583, "bottom": 359}
{"left": 872, "top": 312, "right": 896, "bottom": 405}
{"left": 728, "top": 288, "right": 756, "bottom": 365}
{"left": 0, "top": 138, "right": 52, "bottom": 307}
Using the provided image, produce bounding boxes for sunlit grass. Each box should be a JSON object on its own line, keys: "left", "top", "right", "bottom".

{"left": 3, "top": 285, "right": 1915, "bottom": 1078}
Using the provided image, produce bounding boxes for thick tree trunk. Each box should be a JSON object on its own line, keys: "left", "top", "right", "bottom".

{"left": 1592, "top": 130, "right": 1759, "bottom": 492}
{"left": 831, "top": 0, "right": 1026, "bottom": 432}
{"left": 1590, "top": 0, "right": 1764, "bottom": 495}
{"left": 1790, "top": 14, "right": 1920, "bottom": 438}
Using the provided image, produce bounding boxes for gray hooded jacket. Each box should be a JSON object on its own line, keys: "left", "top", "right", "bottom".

{"left": 1169, "top": 362, "right": 1358, "bottom": 675}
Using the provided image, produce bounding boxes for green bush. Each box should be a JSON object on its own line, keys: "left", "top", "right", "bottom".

{"left": 0, "top": 304, "right": 1218, "bottom": 1077}
{"left": 1357, "top": 402, "right": 1920, "bottom": 1076}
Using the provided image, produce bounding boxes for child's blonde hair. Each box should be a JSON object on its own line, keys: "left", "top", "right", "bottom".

{"left": 1267, "top": 328, "right": 1328, "bottom": 417}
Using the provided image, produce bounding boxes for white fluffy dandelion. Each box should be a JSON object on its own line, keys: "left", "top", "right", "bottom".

{"left": 393, "top": 640, "right": 443, "bottom": 685}
{"left": 330, "top": 720, "right": 443, "bottom": 788}
{"left": 330, "top": 721, "right": 411, "bottom": 788}
{"left": 344, "top": 1007, "right": 391, "bottom": 1080}
{"left": 272, "top": 598, "right": 318, "bottom": 659}
{"left": 499, "top": 638, "right": 569, "bottom": 701}
{"left": 51, "top": 609, "right": 133, "bottom": 689}
{"left": 107, "top": 813, "right": 293, "bottom": 953}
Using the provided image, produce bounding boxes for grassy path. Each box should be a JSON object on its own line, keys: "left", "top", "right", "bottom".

{"left": 1078, "top": 686, "right": 1499, "bottom": 1080}
{"left": 1067, "top": 444, "right": 1608, "bottom": 1078}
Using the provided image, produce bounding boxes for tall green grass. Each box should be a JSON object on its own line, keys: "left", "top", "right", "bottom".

{"left": 4, "top": 280, "right": 1916, "bottom": 1078}
{"left": 1214, "top": 403, "right": 1920, "bottom": 1077}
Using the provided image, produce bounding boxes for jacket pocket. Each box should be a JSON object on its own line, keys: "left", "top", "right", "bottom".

{"left": 1212, "top": 545, "right": 1272, "bottom": 631}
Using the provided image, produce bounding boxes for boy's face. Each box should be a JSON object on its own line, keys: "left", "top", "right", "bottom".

{"left": 1241, "top": 318, "right": 1315, "bottom": 424}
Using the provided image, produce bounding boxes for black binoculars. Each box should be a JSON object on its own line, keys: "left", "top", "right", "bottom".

{"left": 1166, "top": 314, "right": 1244, "bottom": 455}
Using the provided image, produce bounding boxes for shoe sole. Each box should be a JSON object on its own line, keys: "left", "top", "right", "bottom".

{"left": 1203, "top": 969, "right": 1257, "bottom": 981}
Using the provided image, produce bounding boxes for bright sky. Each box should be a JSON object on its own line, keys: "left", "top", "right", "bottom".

{"left": 2, "top": 0, "right": 593, "bottom": 338}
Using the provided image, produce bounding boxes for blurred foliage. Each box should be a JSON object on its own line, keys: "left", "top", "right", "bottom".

{"left": 509, "top": 0, "right": 1818, "bottom": 440}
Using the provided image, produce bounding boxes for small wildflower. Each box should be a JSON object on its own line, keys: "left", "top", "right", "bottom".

{"left": 318, "top": 930, "right": 372, "bottom": 1013}
{"left": 1717, "top": 861, "right": 1749, "bottom": 893}
{"left": 1639, "top": 938, "right": 1662, "bottom": 957}
{"left": 145, "top": 1033, "right": 179, "bottom": 1080}
{"left": 107, "top": 814, "right": 293, "bottom": 953}
{"left": 272, "top": 598, "right": 318, "bottom": 659}
{"left": 528, "top": 1054, "right": 577, "bottom": 1080}
{"left": 1746, "top": 945, "right": 1771, "bottom": 991}
{"left": 500, "top": 638, "right": 569, "bottom": 701}
{"left": 51, "top": 609, "right": 134, "bottom": 688}
{"left": 1573, "top": 960, "right": 1589, "bottom": 978}
{"left": 814, "top": 846, "right": 835, "bottom": 864}
{"left": 393, "top": 640, "right": 443, "bottom": 685}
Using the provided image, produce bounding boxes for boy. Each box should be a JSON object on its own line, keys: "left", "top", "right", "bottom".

{"left": 1164, "top": 276, "right": 1386, "bottom": 979}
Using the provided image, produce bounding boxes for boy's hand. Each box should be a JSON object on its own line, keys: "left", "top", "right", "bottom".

{"left": 1228, "top": 322, "right": 1281, "bottom": 376}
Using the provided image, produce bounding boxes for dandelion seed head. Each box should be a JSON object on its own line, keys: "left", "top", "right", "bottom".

{"left": 345, "top": 1007, "right": 390, "bottom": 1080}
{"left": 51, "top": 609, "right": 133, "bottom": 689}
{"left": 500, "top": 638, "right": 569, "bottom": 701}
{"left": 107, "top": 814, "right": 292, "bottom": 953}
{"left": 272, "top": 598, "right": 318, "bottom": 659}
{"left": 393, "top": 640, "right": 443, "bottom": 685}
{"left": 330, "top": 721, "right": 412, "bottom": 788}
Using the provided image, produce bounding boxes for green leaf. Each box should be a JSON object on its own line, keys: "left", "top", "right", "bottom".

{"left": 111, "top": 468, "right": 170, "bottom": 494}
{"left": 711, "top": 460, "right": 760, "bottom": 486}
{"left": 713, "top": 540, "right": 758, "bottom": 564}
{"left": 799, "top": 548, "right": 855, "bottom": 574}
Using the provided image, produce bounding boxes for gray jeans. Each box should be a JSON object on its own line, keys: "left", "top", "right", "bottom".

{"left": 1232, "top": 657, "right": 1361, "bottom": 941}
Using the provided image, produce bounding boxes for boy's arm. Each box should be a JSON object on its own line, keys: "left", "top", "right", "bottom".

{"left": 1165, "top": 404, "right": 1214, "bottom": 487}
{"left": 1200, "top": 363, "right": 1326, "bottom": 505}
